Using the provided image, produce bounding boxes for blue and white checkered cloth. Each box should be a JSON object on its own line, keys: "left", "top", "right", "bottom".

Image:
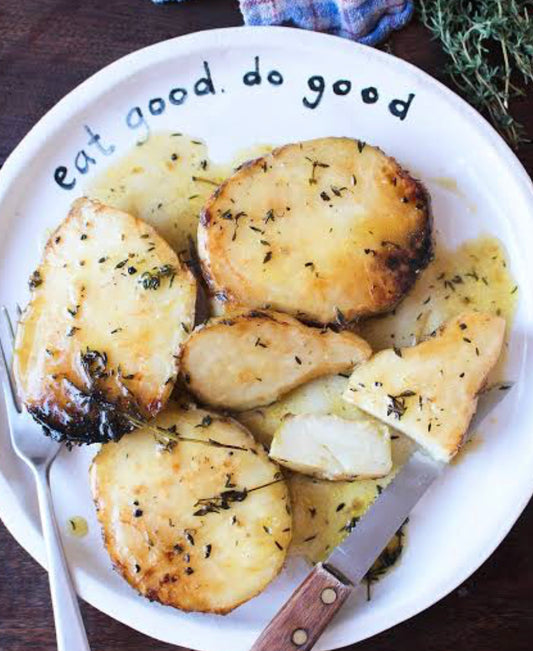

{"left": 154, "top": 0, "right": 414, "bottom": 46}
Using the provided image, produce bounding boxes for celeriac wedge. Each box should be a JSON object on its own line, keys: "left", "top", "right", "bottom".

{"left": 14, "top": 198, "right": 196, "bottom": 444}
{"left": 198, "top": 137, "right": 432, "bottom": 324}
{"left": 270, "top": 414, "right": 392, "bottom": 480}
{"left": 344, "top": 312, "right": 506, "bottom": 462}
{"left": 90, "top": 404, "right": 291, "bottom": 614}
{"left": 236, "top": 375, "right": 413, "bottom": 562}
{"left": 180, "top": 309, "right": 371, "bottom": 411}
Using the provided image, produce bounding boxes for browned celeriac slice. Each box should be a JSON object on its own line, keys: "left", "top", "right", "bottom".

{"left": 14, "top": 197, "right": 197, "bottom": 444}
{"left": 343, "top": 312, "right": 505, "bottom": 462}
{"left": 90, "top": 404, "right": 291, "bottom": 614}
{"left": 179, "top": 309, "right": 371, "bottom": 411}
{"left": 198, "top": 137, "right": 432, "bottom": 324}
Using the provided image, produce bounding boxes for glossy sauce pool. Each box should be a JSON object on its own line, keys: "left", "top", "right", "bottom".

{"left": 85, "top": 131, "right": 517, "bottom": 567}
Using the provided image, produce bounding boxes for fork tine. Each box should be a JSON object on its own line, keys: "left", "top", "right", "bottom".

{"left": 0, "top": 307, "right": 22, "bottom": 413}
{"left": 2, "top": 305, "right": 16, "bottom": 344}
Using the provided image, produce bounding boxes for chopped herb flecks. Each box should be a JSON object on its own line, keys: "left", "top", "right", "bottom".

{"left": 139, "top": 264, "right": 176, "bottom": 290}
{"left": 193, "top": 479, "right": 283, "bottom": 517}
{"left": 28, "top": 270, "right": 43, "bottom": 290}
{"left": 386, "top": 391, "right": 416, "bottom": 420}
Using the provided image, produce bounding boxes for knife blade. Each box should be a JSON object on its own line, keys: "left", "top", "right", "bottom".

{"left": 325, "top": 381, "right": 512, "bottom": 586}
{"left": 249, "top": 383, "right": 512, "bottom": 651}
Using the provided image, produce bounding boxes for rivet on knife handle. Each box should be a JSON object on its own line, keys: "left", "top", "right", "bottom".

{"left": 249, "top": 563, "right": 352, "bottom": 651}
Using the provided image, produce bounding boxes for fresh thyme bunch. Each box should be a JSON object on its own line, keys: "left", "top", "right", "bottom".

{"left": 419, "top": 0, "right": 533, "bottom": 148}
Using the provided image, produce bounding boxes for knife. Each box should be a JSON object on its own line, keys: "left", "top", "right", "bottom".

{"left": 249, "top": 384, "right": 512, "bottom": 651}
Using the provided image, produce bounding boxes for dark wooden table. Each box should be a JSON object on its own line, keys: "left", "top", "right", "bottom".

{"left": 1, "top": 1, "right": 532, "bottom": 650}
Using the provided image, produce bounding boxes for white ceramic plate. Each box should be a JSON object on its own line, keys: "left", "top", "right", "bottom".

{"left": 0, "top": 26, "right": 532, "bottom": 651}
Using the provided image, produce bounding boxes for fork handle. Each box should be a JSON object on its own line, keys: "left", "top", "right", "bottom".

{"left": 33, "top": 467, "right": 91, "bottom": 651}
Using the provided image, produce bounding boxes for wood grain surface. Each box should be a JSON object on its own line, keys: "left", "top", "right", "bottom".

{"left": 0, "top": 1, "right": 532, "bottom": 650}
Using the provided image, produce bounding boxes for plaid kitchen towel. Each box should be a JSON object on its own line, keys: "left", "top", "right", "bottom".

{"left": 153, "top": 0, "right": 414, "bottom": 46}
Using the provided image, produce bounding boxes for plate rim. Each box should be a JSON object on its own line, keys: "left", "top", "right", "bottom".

{"left": 0, "top": 24, "right": 532, "bottom": 651}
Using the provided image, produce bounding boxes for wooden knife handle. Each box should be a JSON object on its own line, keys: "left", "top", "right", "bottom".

{"left": 249, "top": 563, "right": 353, "bottom": 651}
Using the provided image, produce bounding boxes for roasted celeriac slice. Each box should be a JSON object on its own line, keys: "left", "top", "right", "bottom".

{"left": 270, "top": 414, "right": 392, "bottom": 480}
{"left": 236, "top": 374, "right": 414, "bottom": 562}
{"left": 14, "top": 198, "right": 196, "bottom": 444}
{"left": 179, "top": 310, "right": 371, "bottom": 411}
{"left": 198, "top": 137, "right": 432, "bottom": 324}
{"left": 90, "top": 404, "right": 291, "bottom": 614}
{"left": 344, "top": 312, "right": 506, "bottom": 462}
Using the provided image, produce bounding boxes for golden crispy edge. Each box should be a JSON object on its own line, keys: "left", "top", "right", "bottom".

{"left": 16, "top": 197, "right": 197, "bottom": 444}
{"left": 197, "top": 138, "right": 433, "bottom": 322}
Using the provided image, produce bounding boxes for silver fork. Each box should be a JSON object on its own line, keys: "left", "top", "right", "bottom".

{"left": 0, "top": 306, "right": 91, "bottom": 651}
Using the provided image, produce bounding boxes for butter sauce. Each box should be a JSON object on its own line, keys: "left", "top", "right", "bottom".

{"left": 86, "top": 132, "right": 517, "bottom": 571}
{"left": 88, "top": 133, "right": 272, "bottom": 255}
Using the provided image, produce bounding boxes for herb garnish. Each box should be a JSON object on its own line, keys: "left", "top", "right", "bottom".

{"left": 139, "top": 264, "right": 176, "bottom": 290}
{"left": 341, "top": 516, "right": 360, "bottom": 533}
{"left": 28, "top": 270, "right": 43, "bottom": 290}
{"left": 330, "top": 186, "right": 347, "bottom": 197}
{"left": 305, "top": 157, "right": 330, "bottom": 185}
{"left": 419, "top": 0, "right": 533, "bottom": 148}
{"left": 193, "top": 478, "right": 284, "bottom": 517}
{"left": 264, "top": 209, "right": 275, "bottom": 223}
{"left": 125, "top": 416, "right": 250, "bottom": 453}
{"left": 80, "top": 348, "right": 108, "bottom": 382}
{"left": 335, "top": 306, "right": 347, "bottom": 327}
{"left": 364, "top": 520, "right": 407, "bottom": 601}
{"left": 195, "top": 415, "right": 213, "bottom": 428}
{"left": 192, "top": 175, "right": 219, "bottom": 186}
{"left": 387, "top": 391, "right": 416, "bottom": 420}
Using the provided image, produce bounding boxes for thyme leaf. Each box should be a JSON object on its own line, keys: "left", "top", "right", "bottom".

{"left": 139, "top": 264, "right": 176, "bottom": 290}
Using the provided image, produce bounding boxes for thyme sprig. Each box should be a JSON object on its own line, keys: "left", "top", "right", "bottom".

{"left": 126, "top": 415, "right": 250, "bottom": 452}
{"left": 419, "top": 0, "right": 533, "bottom": 148}
{"left": 193, "top": 478, "right": 284, "bottom": 517}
